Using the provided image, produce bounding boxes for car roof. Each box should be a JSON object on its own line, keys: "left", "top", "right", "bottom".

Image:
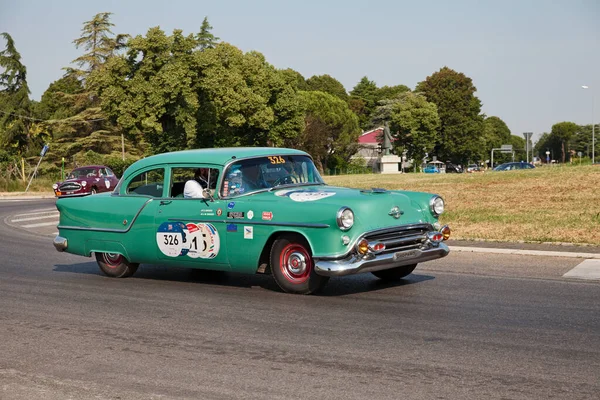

{"left": 127, "top": 147, "right": 309, "bottom": 172}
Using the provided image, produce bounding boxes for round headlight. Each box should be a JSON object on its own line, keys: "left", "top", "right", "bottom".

{"left": 52, "top": 183, "right": 58, "bottom": 190}
{"left": 430, "top": 196, "right": 444, "bottom": 216}
{"left": 336, "top": 207, "right": 354, "bottom": 231}
{"left": 81, "top": 181, "right": 87, "bottom": 187}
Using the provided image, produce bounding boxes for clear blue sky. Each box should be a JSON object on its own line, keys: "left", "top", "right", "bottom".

{"left": 1, "top": 0, "right": 598, "bottom": 142}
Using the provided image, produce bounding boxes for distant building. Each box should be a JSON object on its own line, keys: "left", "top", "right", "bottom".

{"left": 353, "top": 127, "right": 384, "bottom": 172}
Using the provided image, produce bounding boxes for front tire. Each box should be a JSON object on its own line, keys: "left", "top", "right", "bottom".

{"left": 372, "top": 264, "right": 417, "bottom": 281}
{"left": 270, "top": 234, "right": 329, "bottom": 294}
{"left": 95, "top": 252, "right": 139, "bottom": 278}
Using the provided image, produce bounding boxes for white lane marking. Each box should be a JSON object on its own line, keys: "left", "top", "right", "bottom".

{"left": 11, "top": 208, "right": 57, "bottom": 217}
{"left": 11, "top": 213, "right": 59, "bottom": 222}
{"left": 563, "top": 260, "right": 600, "bottom": 280}
{"left": 450, "top": 246, "right": 600, "bottom": 259}
{"left": 21, "top": 221, "right": 58, "bottom": 228}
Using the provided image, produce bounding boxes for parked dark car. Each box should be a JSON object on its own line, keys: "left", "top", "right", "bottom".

{"left": 53, "top": 165, "right": 119, "bottom": 197}
{"left": 445, "top": 162, "right": 463, "bottom": 173}
{"left": 492, "top": 162, "right": 535, "bottom": 171}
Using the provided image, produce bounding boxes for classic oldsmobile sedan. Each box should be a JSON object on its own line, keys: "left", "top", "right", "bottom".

{"left": 53, "top": 148, "right": 451, "bottom": 294}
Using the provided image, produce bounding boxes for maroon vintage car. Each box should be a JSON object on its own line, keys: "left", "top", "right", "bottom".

{"left": 53, "top": 165, "right": 119, "bottom": 197}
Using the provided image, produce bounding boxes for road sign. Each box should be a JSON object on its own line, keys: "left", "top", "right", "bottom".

{"left": 500, "top": 144, "right": 512, "bottom": 153}
{"left": 40, "top": 144, "right": 49, "bottom": 157}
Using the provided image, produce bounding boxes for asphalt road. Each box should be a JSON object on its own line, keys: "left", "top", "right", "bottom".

{"left": 1, "top": 199, "right": 599, "bottom": 400}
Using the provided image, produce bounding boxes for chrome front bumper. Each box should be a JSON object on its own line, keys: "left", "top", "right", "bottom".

{"left": 53, "top": 235, "right": 68, "bottom": 252}
{"left": 314, "top": 243, "right": 449, "bottom": 277}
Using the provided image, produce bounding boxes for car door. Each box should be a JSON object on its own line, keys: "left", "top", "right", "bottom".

{"left": 154, "top": 165, "right": 230, "bottom": 269}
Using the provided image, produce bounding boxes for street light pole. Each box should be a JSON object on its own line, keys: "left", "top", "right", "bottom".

{"left": 582, "top": 86, "right": 595, "bottom": 165}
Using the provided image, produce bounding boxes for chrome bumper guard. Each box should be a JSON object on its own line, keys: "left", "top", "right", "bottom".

{"left": 314, "top": 242, "right": 449, "bottom": 277}
{"left": 53, "top": 235, "right": 68, "bottom": 252}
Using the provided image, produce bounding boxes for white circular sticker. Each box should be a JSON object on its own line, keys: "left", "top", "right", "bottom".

{"left": 185, "top": 222, "right": 220, "bottom": 259}
{"left": 156, "top": 221, "right": 188, "bottom": 257}
{"left": 247, "top": 210, "right": 254, "bottom": 220}
{"left": 274, "top": 189, "right": 336, "bottom": 202}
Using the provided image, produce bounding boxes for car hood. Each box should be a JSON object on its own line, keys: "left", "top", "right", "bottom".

{"left": 243, "top": 185, "right": 436, "bottom": 230}
{"left": 56, "top": 177, "right": 88, "bottom": 185}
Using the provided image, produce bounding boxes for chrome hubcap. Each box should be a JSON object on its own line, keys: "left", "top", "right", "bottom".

{"left": 287, "top": 252, "right": 307, "bottom": 275}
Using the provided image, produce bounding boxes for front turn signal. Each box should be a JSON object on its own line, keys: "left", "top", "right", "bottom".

{"left": 441, "top": 225, "right": 451, "bottom": 241}
{"left": 357, "top": 239, "right": 369, "bottom": 255}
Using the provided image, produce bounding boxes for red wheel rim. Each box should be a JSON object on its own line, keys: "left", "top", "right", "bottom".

{"left": 102, "top": 253, "right": 123, "bottom": 268}
{"left": 279, "top": 243, "right": 312, "bottom": 284}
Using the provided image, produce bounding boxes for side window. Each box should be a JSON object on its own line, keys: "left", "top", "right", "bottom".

{"left": 170, "top": 167, "right": 220, "bottom": 198}
{"left": 126, "top": 168, "right": 165, "bottom": 197}
{"left": 105, "top": 167, "right": 115, "bottom": 177}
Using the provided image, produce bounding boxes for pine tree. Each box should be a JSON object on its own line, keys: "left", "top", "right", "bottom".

{"left": 0, "top": 32, "right": 34, "bottom": 155}
{"left": 196, "top": 17, "right": 220, "bottom": 50}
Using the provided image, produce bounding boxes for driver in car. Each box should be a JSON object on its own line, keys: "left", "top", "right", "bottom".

{"left": 242, "top": 164, "right": 269, "bottom": 191}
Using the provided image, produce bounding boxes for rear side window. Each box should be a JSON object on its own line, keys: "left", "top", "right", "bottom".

{"left": 126, "top": 168, "right": 165, "bottom": 197}
{"left": 169, "top": 167, "right": 220, "bottom": 198}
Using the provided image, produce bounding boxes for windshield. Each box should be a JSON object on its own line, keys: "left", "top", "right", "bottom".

{"left": 68, "top": 167, "right": 97, "bottom": 179}
{"left": 221, "top": 155, "right": 324, "bottom": 197}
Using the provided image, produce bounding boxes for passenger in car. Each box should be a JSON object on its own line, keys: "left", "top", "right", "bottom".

{"left": 184, "top": 168, "right": 209, "bottom": 198}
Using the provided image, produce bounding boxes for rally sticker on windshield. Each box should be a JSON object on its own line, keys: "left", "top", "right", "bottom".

{"left": 274, "top": 189, "right": 336, "bottom": 202}
{"left": 156, "top": 222, "right": 220, "bottom": 259}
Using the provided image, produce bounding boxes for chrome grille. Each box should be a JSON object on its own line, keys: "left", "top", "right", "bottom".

{"left": 364, "top": 224, "right": 431, "bottom": 253}
{"left": 59, "top": 182, "right": 82, "bottom": 191}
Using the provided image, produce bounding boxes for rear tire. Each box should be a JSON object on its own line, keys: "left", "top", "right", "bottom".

{"left": 95, "top": 252, "right": 139, "bottom": 278}
{"left": 270, "top": 234, "right": 329, "bottom": 294}
{"left": 372, "top": 264, "right": 417, "bottom": 281}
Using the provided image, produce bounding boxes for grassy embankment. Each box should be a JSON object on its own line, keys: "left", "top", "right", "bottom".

{"left": 325, "top": 165, "right": 600, "bottom": 245}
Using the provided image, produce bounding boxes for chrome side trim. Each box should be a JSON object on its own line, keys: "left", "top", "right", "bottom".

{"left": 57, "top": 198, "right": 154, "bottom": 233}
{"left": 168, "top": 218, "right": 330, "bottom": 229}
{"left": 314, "top": 243, "right": 449, "bottom": 277}
{"left": 53, "top": 236, "right": 68, "bottom": 252}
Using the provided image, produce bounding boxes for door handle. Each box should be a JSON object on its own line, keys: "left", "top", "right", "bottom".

{"left": 160, "top": 200, "right": 172, "bottom": 206}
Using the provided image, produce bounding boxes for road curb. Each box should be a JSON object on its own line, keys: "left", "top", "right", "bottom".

{"left": 450, "top": 246, "right": 600, "bottom": 259}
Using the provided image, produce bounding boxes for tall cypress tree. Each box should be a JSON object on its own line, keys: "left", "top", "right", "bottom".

{"left": 0, "top": 32, "right": 33, "bottom": 155}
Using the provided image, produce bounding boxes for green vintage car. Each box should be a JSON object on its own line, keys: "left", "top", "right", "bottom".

{"left": 53, "top": 147, "right": 451, "bottom": 294}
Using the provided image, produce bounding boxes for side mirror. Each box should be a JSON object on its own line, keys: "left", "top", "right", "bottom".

{"left": 203, "top": 188, "right": 215, "bottom": 202}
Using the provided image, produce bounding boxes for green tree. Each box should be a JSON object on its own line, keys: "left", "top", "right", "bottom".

{"left": 289, "top": 91, "right": 361, "bottom": 172}
{"left": 482, "top": 116, "right": 511, "bottom": 162}
{"left": 195, "top": 44, "right": 303, "bottom": 148}
{"left": 279, "top": 68, "right": 308, "bottom": 90}
{"left": 196, "top": 17, "right": 220, "bottom": 50}
{"left": 47, "top": 12, "right": 134, "bottom": 167}
{"left": 305, "top": 74, "right": 348, "bottom": 101}
{"left": 385, "top": 92, "right": 441, "bottom": 164}
{"left": 376, "top": 84, "right": 410, "bottom": 101}
{"left": 570, "top": 124, "right": 597, "bottom": 159}
{"left": 349, "top": 76, "right": 378, "bottom": 129}
{"left": 551, "top": 121, "right": 579, "bottom": 163}
{"left": 94, "top": 27, "right": 200, "bottom": 153}
{"left": 416, "top": 67, "right": 484, "bottom": 163}
{"left": 34, "top": 75, "right": 83, "bottom": 120}
{"left": 68, "top": 12, "right": 128, "bottom": 78}
{"left": 533, "top": 132, "right": 556, "bottom": 162}
{"left": 0, "top": 32, "right": 34, "bottom": 155}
